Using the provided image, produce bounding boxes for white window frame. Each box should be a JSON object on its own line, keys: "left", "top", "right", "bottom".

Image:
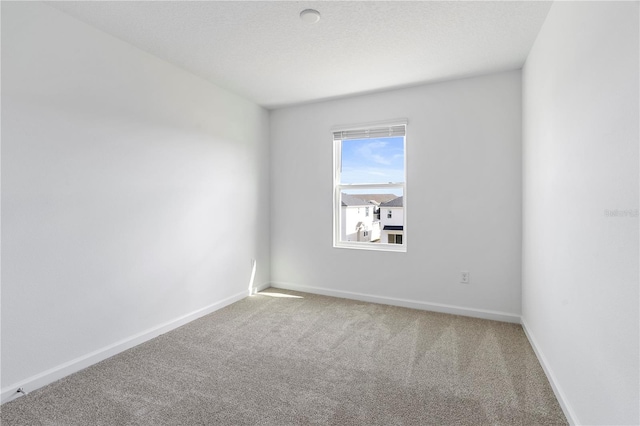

{"left": 333, "top": 119, "right": 407, "bottom": 252}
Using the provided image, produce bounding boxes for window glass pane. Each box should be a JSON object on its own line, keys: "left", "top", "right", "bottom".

{"left": 338, "top": 189, "right": 404, "bottom": 245}
{"left": 341, "top": 136, "right": 405, "bottom": 184}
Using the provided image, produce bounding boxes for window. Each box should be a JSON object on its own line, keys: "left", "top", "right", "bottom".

{"left": 333, "top": 120, "right": 407, "bottom": 251}
{"left": 388, "top": 234, "right": 403, "bottom": 244}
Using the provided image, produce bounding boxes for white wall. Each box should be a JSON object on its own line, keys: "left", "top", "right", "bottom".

{"left": 270, "top": 71, "right": 522, "bottom": 321}
{"left": 342, "top": 205, "right": 374, "bottom": 242}
{"left": 380, "top": 207, "right": 404, "bottom": 227}
{"left": 522, "top": 2, "right": 639, "bottom": 425}
{"left": 1, "top": 2, "right": 270, "bottom": 398}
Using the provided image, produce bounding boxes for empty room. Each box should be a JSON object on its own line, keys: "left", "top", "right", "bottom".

{"left": 1, "top": 1, "right": 638, "bottom": 425}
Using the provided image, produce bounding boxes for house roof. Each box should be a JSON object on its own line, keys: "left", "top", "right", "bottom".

{"left": 380, "top": 196, "right": 404, "bottom": 207}
{"left": 353, "top": 194, "right": 398, "bottom": 206}
{"left": 341, "top": 193, "right": 374, "bottom": 207}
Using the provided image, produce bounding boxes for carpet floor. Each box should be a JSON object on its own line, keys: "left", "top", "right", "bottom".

{"left": 1, "top": 289, "right": 567, "bottom": 425}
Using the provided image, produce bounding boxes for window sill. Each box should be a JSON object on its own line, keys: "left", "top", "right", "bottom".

{"left": 333, "top": 241, "right": 406, "bottom": 252}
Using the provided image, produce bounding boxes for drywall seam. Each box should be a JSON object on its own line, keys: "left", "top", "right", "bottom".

{"left": 0, "top": 289, "right": 252, "bottom": 404}
{"left": 270, "top": 281, "right": 521, "bottom": 324}
{"left": 521, "top": 318, "right": 579, "bottom": 425}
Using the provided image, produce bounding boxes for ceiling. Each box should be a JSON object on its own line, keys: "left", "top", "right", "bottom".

{"left": 49, "top": 1, "right": 553, "bottom": 109}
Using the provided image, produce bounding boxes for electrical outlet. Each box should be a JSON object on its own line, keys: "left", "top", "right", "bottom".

{"left": 460, "top": 271, "right": 469, "bottom": 284}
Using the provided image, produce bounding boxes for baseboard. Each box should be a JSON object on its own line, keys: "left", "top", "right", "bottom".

{"left": 1, "top": 289, "right": 250, "bottom": 404}
{"left": 252, "top": 281, "right": 271, "bottom": 294}
{"left": 269, "top": 282, "right": 521, "bottom": 324}
{"left": 521, "top": 318, "right": 579, "bottom": 425}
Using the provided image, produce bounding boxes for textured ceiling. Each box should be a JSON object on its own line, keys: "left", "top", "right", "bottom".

{"left": 49, "top": 1, "right": 552, "bottom": 109}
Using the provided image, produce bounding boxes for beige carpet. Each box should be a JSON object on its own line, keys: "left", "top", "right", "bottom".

{"left": 1, "top": 289, "right": 567, "bottom": 425}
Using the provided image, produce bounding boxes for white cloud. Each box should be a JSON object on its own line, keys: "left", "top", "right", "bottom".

{"left": 356, "top": 141, "right": 391, "bottom": 165}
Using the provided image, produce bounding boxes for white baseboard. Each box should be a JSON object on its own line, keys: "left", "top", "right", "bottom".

{"left": 252, "top": 281, "right": 271, "bottom": 294}
{"left": 521, "top": 318, "right": 578, "bottom": 425}
{"left": 1, "top": 289, "right": 251, "bottom": 404}
{"left": 269, "top": 281, "right": 521, "bottom": 324}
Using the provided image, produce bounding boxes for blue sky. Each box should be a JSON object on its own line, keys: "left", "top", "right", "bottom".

{"left": 340, "top": 136, "right": 405, "bottom": 185}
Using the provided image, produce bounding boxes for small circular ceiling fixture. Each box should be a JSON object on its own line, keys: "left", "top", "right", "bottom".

{"left": 300, "top": 9, "right": 321, "bottom": 24}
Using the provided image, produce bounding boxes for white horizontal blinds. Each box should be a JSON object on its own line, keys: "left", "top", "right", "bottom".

{"left": 333, "top": 124, "right": 405, "bottom": 141}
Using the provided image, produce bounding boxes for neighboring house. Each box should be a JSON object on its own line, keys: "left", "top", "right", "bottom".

{"left": 352, "top": 194, "right": 398, "bottom": 221}
{"left": 379, "top": 196, "right": 404, "bottom": 244}
{"left": 340, "top": 194, "right": 380, "bottom": 242}
{"left": 353, "top": 193, "right": 398, "bottom": 207}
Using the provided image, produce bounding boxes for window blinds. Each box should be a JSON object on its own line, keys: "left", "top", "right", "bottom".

{"left": 333, "top": 124, "right": 406, "bottom": 141}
